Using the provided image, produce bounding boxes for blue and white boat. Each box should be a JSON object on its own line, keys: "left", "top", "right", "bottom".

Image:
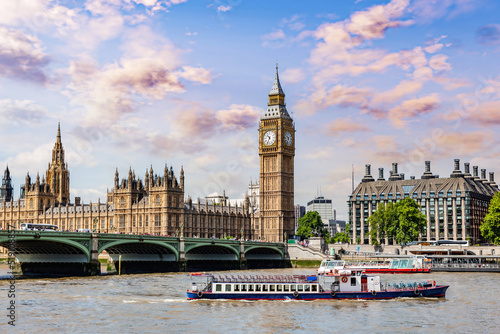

{"left": 186, "top": 270, "right": 448, "bottom": 300}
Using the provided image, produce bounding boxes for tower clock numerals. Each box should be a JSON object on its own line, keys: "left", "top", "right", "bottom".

{"left": 285, "top": 131, "right": 292, "bottom": 146}
{"left": 263, "top": 131, "right": 276, "bottom": 146}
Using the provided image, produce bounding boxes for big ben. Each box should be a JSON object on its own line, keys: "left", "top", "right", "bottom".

{"left": 259, "top": 65, "right": 295, "bottom": 242}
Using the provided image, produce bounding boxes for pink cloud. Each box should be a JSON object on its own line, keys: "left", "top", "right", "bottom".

{"left": 0, "top": 27, "right": 49, "bottom": 83}
{"left": 388, "top": 94, "right": 440, "bottom": 129}
{"left": 216, "top": 104, "right": 261, "bottom": 131}
{"left": 324, "top": 117, "right": 370, "bottom": 136}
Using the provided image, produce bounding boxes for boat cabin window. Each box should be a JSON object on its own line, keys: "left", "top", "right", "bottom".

{"left": 305, "top": 285, "right": 311, "bottom": 292}
{"left": 262, "top": 285, "right": 268, "bottom": 292}
{"left": 215, "top": 284, "right": 222, "bottom": 292}
{"left": 241, "top": 284, "right": 247, "bottom": 292}
{"left": 351, "top": 277, "right": 357, "bottom": 286}
{"left": 283, "top": 285, "right": 289, "bottom": 292}
{"left": 225, "top": 284, "right": 231, "bottom": 292}
{"left": 311, "top": 285, "right": 318, "bottom": 292}
{"left": 256, "top": 284, "right": 261, "bottom": 292}
{"left": 248, "top": 285, "right": 254, "bottom": 292}
{"left": 297, "top": 285, "right": 304, "bottom": 292}
{"left": 290, "top": 285, "right": 296, "bottom": 291}
{"left": 277, "top": 285, "right": 282, "bottom": 292}
{"left": 270, "top": 285, "right": 275, "bottom": 292}
{"left": 234, "top": 284, "right": 240, "bottom": 292}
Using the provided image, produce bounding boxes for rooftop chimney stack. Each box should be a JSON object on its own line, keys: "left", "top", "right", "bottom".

{"left": 473, "top": 166, "right": 479, "bottom": 179}
{"left": 481, "top": 169, "right": 487, "bottom": 180}
{"left": 389, "top": 163, "right": 402, "bottom": 181}
{"left": 489, "top": 172, "right": 495, "bottom": 182}
{"left": 451, "top": 158, "right": 464, "bottom": 177}
{"left": 392, "top": 163, "right": 398, "bottom": 175}
{"left": 378, "top": 168, "right": 385, "bottom": 181}
{"left": 422, "top": 160, "right": 434, "bottom": 179}
{"left": 362, "top": 164, "right": 375, "bottom": 182}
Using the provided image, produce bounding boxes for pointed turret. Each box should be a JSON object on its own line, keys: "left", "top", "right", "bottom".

{"left": 180, "top": 165, "right": 184, "bottom": 191}
{"left": 1, "top": 165, "right": 13, "bottom": 202}
{"left": 115, "top": 168, "right": 119, "bottom": 188}
{"left": 263, "top": 63, "right": 291, "bottom": 120}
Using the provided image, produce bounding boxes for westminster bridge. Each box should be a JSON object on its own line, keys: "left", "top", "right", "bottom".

{"left": 0, "top": 231, "right": 289, "bottom": 276}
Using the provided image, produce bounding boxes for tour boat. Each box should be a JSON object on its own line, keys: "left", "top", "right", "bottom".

{"left": 186, "top": 270, "right": 448, "bottom": 300}
{"left": 318, "top": 256, "right": 432, "bottom": 275}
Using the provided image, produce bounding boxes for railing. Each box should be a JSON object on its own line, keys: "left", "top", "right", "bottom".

{"left": 432, "top": 263, "right": 500, "bottom": 269}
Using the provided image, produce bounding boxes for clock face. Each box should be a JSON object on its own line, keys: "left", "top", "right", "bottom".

{"left": 263, "top": 130, "right": 276, "bottom": 145}
{"left": 285, "top": 131, "right": 292, "bottom": 146}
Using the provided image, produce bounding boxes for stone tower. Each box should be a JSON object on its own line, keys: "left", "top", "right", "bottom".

{"left": 46, "top": 122, "right": 70, "bottom": 204}
{"left": 258, "top": 65, "right": 295, "bottom": 242}
{"left": 0, "top": 165, "right": 13, "bottom": 202}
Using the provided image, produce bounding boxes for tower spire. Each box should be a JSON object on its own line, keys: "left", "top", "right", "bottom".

{"left": 57, "top": 122, "right": 61, "bottom": 144}
{"left": 264, "top": 63, "right": 290, "bottom": 120}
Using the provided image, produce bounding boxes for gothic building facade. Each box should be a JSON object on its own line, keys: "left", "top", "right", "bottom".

{"left": 348, "top": 160, "right": 499, "bottom": 244}
{"left": 0, "top": 68, "right": 294, "bottom": 241}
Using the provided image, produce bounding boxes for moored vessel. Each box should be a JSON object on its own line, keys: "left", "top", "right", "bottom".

{"left": 186, "top": 270, "right": 448, "bottom": 300}
{"left": 318, "top": 255, "right": 432, "bottom": 275}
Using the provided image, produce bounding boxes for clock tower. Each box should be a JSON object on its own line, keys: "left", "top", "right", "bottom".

{"left": 258, "top": 65, "right": 295, "bottom": 242}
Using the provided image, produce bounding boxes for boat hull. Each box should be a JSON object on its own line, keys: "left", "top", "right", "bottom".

{"left": 187, "top": 285, "right": 449, "bottom": 300}
{"left": 362, "top": 268, "right": 431, "bottom": 274}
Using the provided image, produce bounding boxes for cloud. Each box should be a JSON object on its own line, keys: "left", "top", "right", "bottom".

{"left": 373, "top": 80, "right": 424, "bottom": 105}
{"left": 0, "top": 0, "right": 48, "bottom": 26}
{"left": 0, "top": 27, "right": 49, "bottom": 83}
{"left": 216, "top": 104, "right": 260, "bottom": 131}
{"left": 64, "top": 26, "right": 212, "bottom": 128}
{"left": 0, "top": 99, "right": 49, "bottom": 125}
{"left": 465, "top": 101, "right": 500, "bottom": 126}
{"left": 261, "top": 29, "right": 285, "bottom": 46}
{"left": 324, "top": 118, "right": 370, "bottom": 136}
{"left": 1, "top": 142, "right": 53, "bottom": 178}
{"left": 388, "top": 95, "right": 440, "bottom": 129}
{"left": 281, "top": 15, "right": 305, "bottom": 31}
{"left": 476, "top": 24, "right": 500, "bottom": 46}
{"left": 346, "top": 0, "right": 413, "bottom": 40}
{"left": 410, "top": 0, "right": 478, "bottom": 22}
{"left": 217, "top": 5, "right": 232, "bottom": 13}
{"left": 281, "top": 67, "right": 305, "bottom": 84}
{"left": 429, "top": 54, "right": 452, "bottom": 71}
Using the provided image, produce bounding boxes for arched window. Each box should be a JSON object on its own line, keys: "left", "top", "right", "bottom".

{"left": 120, "top": 197, "right": 125, "bottom": 207}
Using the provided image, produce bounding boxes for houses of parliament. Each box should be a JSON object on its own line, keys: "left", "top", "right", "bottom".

{"left": 0, "top": 68, "right": 295, "bottom": 242}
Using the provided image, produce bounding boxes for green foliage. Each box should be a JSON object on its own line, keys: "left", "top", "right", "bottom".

{"left": 333, "top": 223, "right": 350, "bottom": 244}
{"left": 481, "top": 193, "right": 500, "bottom": 245}
{"left": 356, "top": 236, "right": 361, "bottom": 244}
{"left": 367, "top": 198, "right": 426, "bottom": 245}
{"left": 393, "top": 197, "right": 427, "bottom": 244}
{"left": 296, "top": 211, "right": 329, "bottom": 239}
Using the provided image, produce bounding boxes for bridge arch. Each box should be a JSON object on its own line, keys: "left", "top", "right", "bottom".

{"left": 245, "top": 245, "right": 284, "bottom": 259}
{"left": 185, "top": 243, "right": 239, "bottom": 261}
{"left": 99, "top": 240, "right": 179, "bottom": 261}
{"left": 0, "top": 235, "right": 91, "bottom": 262}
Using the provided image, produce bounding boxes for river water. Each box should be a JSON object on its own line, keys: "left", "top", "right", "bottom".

{"left": 0, "top": 265, "right": 498, "bottom": 334}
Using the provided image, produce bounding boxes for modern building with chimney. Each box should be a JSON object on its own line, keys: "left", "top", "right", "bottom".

{"left": 348, "top": 160, "right": 498, "bottom": 245}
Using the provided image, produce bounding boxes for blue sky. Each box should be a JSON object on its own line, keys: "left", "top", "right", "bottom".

{"left": 1, "top": 0, "right": 500, "bottom": 220}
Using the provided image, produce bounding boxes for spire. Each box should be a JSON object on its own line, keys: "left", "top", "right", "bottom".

{"left": 269, "top": 62, "right": 285, "bottom": 96}
{"left": 57, "top": 122, "right": 61, "bottom": 144}
{"left": 264, "top": 63, "right": 291, "bottom": 120}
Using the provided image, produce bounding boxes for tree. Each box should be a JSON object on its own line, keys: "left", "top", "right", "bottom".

{"left": 481, "top": 192, "right": 500, "bottom": 245}
{"left": 296, "top": 211, "right": 329, "bottom": 239}
{"left": 333, "top": 223, "right": 350, "bottom": 243}
{"left": 391, "top": 197, "right": 426, "bottom": 245}
{"left": 368, "top": 202, "right": 397, "bottom": 246}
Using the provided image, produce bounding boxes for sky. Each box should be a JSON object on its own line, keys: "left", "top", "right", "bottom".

{"left": 1, "top": 0, "right": 500, "bottom": 221}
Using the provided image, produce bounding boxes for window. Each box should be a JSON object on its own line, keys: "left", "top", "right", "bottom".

{"left": 234, "top": 284, "right": 239, "bottom": 292}
{"left": 120, "top": 197, "right": 125, "bottom": 207}
{"left": 262, "top": 285, "right": 268, "bottom": 292}
{"left": 312, "top": 285, "right": 317, "bottom": 292}
{"left": 215, "top": 284, "right": 222, "bottom": 292}
{"left": 270, "top": 285, "right": 275, "bottom": 292}
{"left": 276, "top": 285, "right": 282, "bottom": 292}
{"left": 305, "top": 285, "right": 311, "bottom": 292}
{"left": 248, "top": 285, "right": 254, "bottom": 292}
{"left": 241, "top": 284, "right": 247, "bottom": 292}
{"left": 155, "top": 214, "right": 161, "bottom": 227}
{"left": 156, "top": 196, "right": 161, "bottom": 206}
{"left": 284, "top": 285, "right": 290, "bottom": 292}
{"left": 297, "top": 285, "right": 304, "bottom": 292}
{"left": 225, "top": 285, "right": 231, "bottom": 292}
{"left": 256, "top": 285, "right": 261, "bottom": 292}
{"left": 119, "top": 216, "right": 125, "bottom": 228}
{"left": 290, "top": 285, "right": 296, "bottom": 291}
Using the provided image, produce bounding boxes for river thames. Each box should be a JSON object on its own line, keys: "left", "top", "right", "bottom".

{"left": 1, "top": 266, "right": 498, "bottom": 333}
